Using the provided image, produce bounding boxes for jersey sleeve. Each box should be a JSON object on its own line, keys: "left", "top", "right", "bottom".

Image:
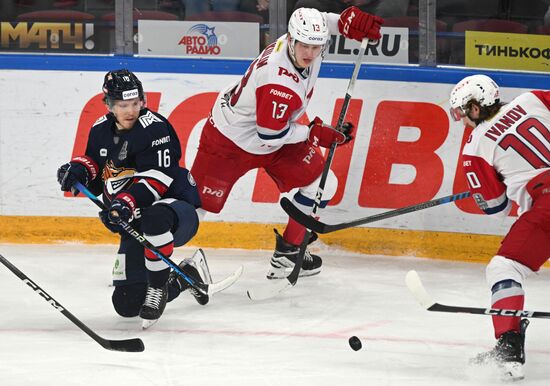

{"left": 323, "top": 12, "right": 340, "bottom": 35}
{"left": 462, "top": 154, "right": 512, "bottom": 216}
{"left": 255, "top": 83, "right": 307, "bottom": 146}
{"left": 531, "top": 90, "right": 550, "bottom": 110}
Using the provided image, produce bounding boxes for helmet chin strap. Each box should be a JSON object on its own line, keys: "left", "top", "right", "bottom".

{"left": 288, "top": 37, "right": 301, "bottom": 69}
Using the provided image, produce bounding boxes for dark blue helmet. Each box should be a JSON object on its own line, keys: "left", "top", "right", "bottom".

{"left": 102, "top": 69, "right": 144, "bottom": 103}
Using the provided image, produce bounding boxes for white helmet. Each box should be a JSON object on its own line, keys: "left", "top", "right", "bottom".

{"left": 449, "top": 74, "right": 500, "bottom": 121}
{"left": 288, "top": 8, "right": 330, "bottom": 46}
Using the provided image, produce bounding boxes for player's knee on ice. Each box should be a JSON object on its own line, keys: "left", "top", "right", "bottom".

{"left": 112, "top": 283, "right": 147, "bottom": 317}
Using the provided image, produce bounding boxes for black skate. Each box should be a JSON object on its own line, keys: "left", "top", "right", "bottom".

{"left": 167, "top": 249, "right": 211, "bottom": 305}
{"left": 470, "top": 319, "right": 529, "bottom": 381}
{"left": 139, "top": 283, "right": 168, "bottom": 329}
{"left": 266, "top": 229, "right": 322, "bottom": 280}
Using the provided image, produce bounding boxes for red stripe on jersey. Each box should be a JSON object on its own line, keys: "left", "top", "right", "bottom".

{"left": 532, "top": 90, "right": 550, "bottom": 110}
{"left": 144, "top": 242, "right": 174, "bottom": 261}
{"left": 137, "top": 177, "right": 169, "bottom": 196}
{"left": 256, "top": 84, "right": 302, "bottom": 131}
{"left": 462, "top": 154, "right": 507, "bottom": 202}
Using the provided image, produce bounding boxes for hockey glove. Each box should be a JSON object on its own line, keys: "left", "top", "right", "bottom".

{"left": 98, "top": 210, "right": 124, "bottom": 234}
{"left": 108, "top": 193, "right": 137, "bottom": 224}
{"left": 308, "top": 117, "right": 354, "bottom": 148}
{"left": 338, "top": 6, "right": 384, "bottom": 42}
{"left": 57, "top": 156, "right": 98, "bottom": 195}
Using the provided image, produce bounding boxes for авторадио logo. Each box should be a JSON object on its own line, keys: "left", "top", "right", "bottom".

{"left": 178, "top": 24, "right": 221, "bottom": 55}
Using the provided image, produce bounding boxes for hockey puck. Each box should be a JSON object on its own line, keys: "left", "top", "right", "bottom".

{"left": 348, "top": 336, "right": 362, "bottom": 351}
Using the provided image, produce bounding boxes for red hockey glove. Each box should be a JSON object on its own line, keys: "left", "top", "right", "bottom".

{"left": 308, "top": 117, "right": 354, "bottom": 148}
{"left": 108, "top": 192, "right": 137, "bottom": 224}
{"left": 338, "top": 6, "right": 384, "bottom": 42}
{"left": 56, "top": 155, "right": 98, "bottom": 196}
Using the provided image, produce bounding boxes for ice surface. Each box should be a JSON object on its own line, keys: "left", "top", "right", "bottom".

{"left": 0, "top": 243, "right": 549, "bottom": 386}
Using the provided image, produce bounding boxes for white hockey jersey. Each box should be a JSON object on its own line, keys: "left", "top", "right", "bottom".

{"left": 211, "top": 13, "right": 341, "bottom": 155}
{"left": 462, "top": 90, "right": 550, "bottom": 216}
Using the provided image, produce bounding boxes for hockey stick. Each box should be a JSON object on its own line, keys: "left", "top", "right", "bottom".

{"left": 406, "top": 270, "right": 550, "bottom": 319}
{"left": 0, "top": 254, "right": 144, "bottom": 352}
{"left": 247, "top": 38, "right": 370, "bottom": 301}
{"left": 74, "top": 182, "right": 243, "bottom": 297}
{"left": 281, "top": 191, "right": 471, "bottom": 234}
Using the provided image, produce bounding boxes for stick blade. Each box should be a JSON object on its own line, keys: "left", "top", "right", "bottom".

{"left": 102, "top": 337, "right": 145, "bottom": 352}
{"left": 280, "top": 198, "right": 327, "bottom": 233}
{"left": 405, "top": 270, "right": 435, "bottom": 309}
{"left": 247, "top": 279, "right": 293, "bottom": 301}
{"left": 208, "top": 265, "right": 244, "bottom": 295}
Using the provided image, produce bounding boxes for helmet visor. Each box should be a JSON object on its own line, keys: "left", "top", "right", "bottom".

{"left": 449, "top": 106, "right": 466, "bottom": 122}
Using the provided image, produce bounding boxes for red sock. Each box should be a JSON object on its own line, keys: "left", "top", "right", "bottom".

{"left": 282, "top": 216, "right": 307, "bottom": 246}
{"left": 492, "top": 295, "right": 524, "bottom": 338}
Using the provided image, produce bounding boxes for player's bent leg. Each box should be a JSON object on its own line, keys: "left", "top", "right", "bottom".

{"left": 470, "top": 253, "right": 534, "bottom": 380}
{"left": 267, "top": 228, "right": 322, "bottom": 279}
{"left": 139, "top": 203, "right": 179, "bottom": 327}
{"left": 153, "top": 200, "right": 209, "bottom": 305}
{"left": 112, "top": 282, "right": 147, "bottom": 317}
{"left": 267, "top": 170, "right": 338, "bottom": 280}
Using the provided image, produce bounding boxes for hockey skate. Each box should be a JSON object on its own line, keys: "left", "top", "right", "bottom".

{"left": 470, "top": 319, "right": 529, "bottom": 381}
{"left": 168, "top": 249, "right": 212, "bottom": 305}
{"left": 266, "top": 229, "right": 322, "bottom": 280}
{"left": 140, "top": 283, "right": 168, "bottom": 329}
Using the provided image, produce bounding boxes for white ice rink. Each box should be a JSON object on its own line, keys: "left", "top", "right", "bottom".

{"left": 0, "top": 243, "right": 549, "bottom": 386}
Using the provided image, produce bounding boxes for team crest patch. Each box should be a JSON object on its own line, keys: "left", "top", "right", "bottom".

{"left": 93, "top": 115, "right": 108, "bottom": 126}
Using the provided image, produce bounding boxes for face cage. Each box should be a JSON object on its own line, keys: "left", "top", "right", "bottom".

{"left": 449, "top": 105, "right": 468, "bottom": 122}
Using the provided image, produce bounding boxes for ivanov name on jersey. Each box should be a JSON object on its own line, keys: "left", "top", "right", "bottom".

{"left": 462, "top": 90, "right": 550, "bottom": 216}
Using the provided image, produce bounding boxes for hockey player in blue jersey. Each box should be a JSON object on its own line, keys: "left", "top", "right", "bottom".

{"left": 57, "top": 69, "right": 209, "bottom": 328}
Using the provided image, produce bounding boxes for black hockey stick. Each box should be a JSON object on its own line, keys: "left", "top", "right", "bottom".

{"left": 281, "top": 191, "right": 471, "bottom": 234}
{"left": 247, "top": 38, "right": 370, "bottom": 300}
{"left": 75, "top": 182, "right": 243, "bottom": 297}
{"left": 406, "top": 270, "right": 550, "bottom": 319}
{"left": 0, "top": 254, "right": 144, "bottom": 352}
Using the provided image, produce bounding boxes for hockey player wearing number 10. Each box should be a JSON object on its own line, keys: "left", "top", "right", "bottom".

{"left": 449, "top": 75, "right": 550, "bottom": 380}
{"left": 56, "top": 69, "right": 211, "bottom": 329}
{"left": 190, "top": 7, "right": 383, "bottom": 279}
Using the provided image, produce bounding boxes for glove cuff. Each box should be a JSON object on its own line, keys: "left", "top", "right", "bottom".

{"left": 71, "top": 155, "right": 99, "bottom": 181}
{"left": 114, "top": 192, "right": 138, "bottom": 217}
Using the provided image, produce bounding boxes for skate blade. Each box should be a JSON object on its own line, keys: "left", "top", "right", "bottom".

{"left": 266, "top": 268, "right": 321, "bottom": 280}
{"left": 500, "top": 362, "right": 524, "bottom": 382}
{"left": 141, "top": 318, "right": 159, "bottom": 330}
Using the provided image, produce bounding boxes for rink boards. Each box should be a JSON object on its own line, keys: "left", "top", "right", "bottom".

{"left": 0, "top": 55, "right": 547, "bottom": 262}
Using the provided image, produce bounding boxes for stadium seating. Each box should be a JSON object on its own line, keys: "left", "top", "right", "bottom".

{"left": 100, "top": 10, "right": 178, "bottom": 21}
{"left": 17, "top": 10, "right": 96, "bottom": 21}
{"left": 185, "top": 10, "right": 264, "bottom": 23}
{"left": 383, "top": 16, "right": 449, "bottom": 63}
{"left": 452, "top": 19, "right": 528, "bottom": 34}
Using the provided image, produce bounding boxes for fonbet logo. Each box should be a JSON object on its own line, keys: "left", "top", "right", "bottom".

{"left": 178, "top": 24, "right": 221, "bottom": 55}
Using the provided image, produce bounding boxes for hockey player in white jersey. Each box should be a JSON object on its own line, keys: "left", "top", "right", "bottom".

{"left": 191, "top": 7, "right": 383, "bottom": 279}
{"left": 449, "top": 74, "right": 550, "bottom": 380}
